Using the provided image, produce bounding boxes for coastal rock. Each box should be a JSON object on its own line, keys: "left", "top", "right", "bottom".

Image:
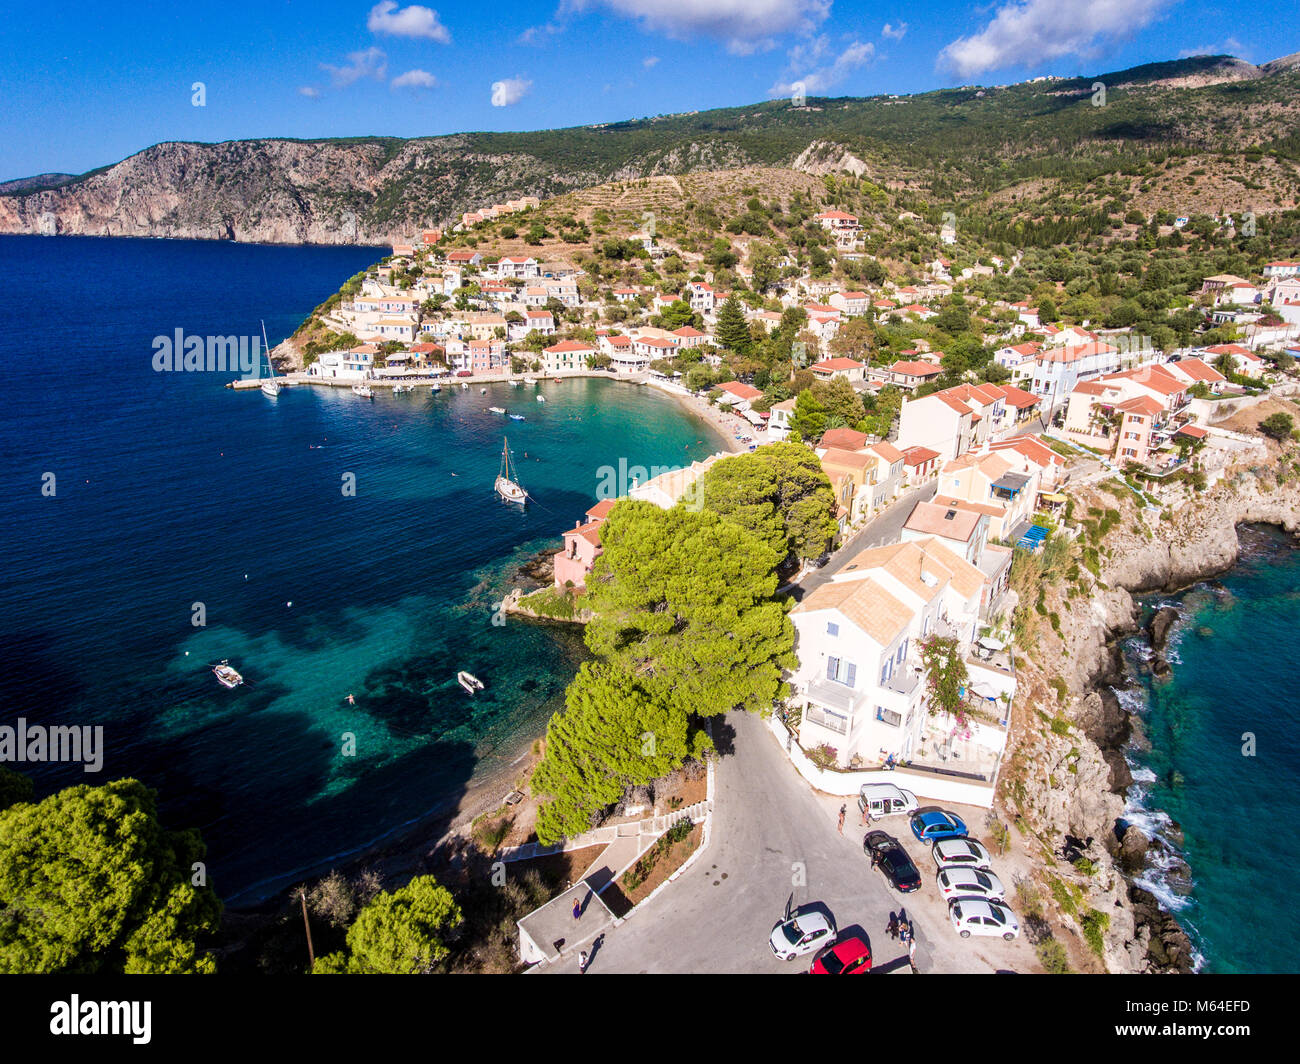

{"left": 1149, "top": 607, "right": 1180, "bottom": 653}
{"left": 1118, "top": 825, "right": 1150, "bottom": 872}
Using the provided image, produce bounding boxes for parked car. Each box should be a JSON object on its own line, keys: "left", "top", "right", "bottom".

{"left": 909, "top": 809, "right": 969, "bottom": 845}
{"left": 936, "top": 867, "right": 1006, "bottom": 902}
{"left": 863, "top": 830, "right": 922, "bottom": 893}
{"left": 931, "top": 838, "right": 993, "bottom": 871}
{"left": 948, "top": 898, "right": 1021, "bottom": 940}
{"left": 769, "top": 911, "right": 836, "bottom": 960}
{"left": 857, "top": 783, "right": 918, "bottom": 820}
{"left": 456, "top": 370, "right": 473, "bottom": 377}
{"left": 809, "top": 935, "right": 871, "bottom": 975}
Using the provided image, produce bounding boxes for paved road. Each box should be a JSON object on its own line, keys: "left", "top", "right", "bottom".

{"left": 792, "top": 481, "right": 937, "bottom": 602}
{"left": 543, "top": 710, "right": 1025, "bottom": 974}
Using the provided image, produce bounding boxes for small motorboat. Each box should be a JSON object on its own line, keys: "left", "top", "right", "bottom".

{"left": 509, "top": 413, "right": 525, "bottom": 421}
{"left": 480, "top": 387, "right": 487, "bottom": 395}
{"left": 352, "top": 383, "right": 373, "bottom": 398}
{"left": 457, "top": 671, "right": 484, "bottom": 694}
{"left": 431, "top": 383, "right": 441, "bottom": 393}
{"left": 213, "top": 660, "right": 244, "bottom": 689}
{"left": 393, "top": 382, "right": 415, "bottom": 394}
{"left": 510, "top": 380, "right": 522, "bottom": 387}
{"left": 461, "top": 382, "right": 469, "bottom": 390}
{"left": 553, "top": 377, "right": 561, "bottom": 383}
{"left": 536, "top": 394, "right": 546, "bottom": 403}
{"left": 488, "top": 406, "right": 506, "bottom": 415}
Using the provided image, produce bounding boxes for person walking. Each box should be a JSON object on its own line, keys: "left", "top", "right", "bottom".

{"left": 886, "top": 913, "right": 900, "bottom": 941}
{"left": 899, "top": 919, "right": 912, "bottom": 947}
{"left": 578, "top": 949, "right": 590, "bottom": 974}
{"left": 908, "top": 935, "right": 918, "bottom": 974}
{"left": 572, "top": 897, "right": 582, "bottom": 921}
{"left": 837, "top": 804, "right": 846, "bottom": 835}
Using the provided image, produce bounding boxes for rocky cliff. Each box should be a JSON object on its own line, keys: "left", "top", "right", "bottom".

{"left": 1000, "top": 449, "right": 1300, "bottom": 973}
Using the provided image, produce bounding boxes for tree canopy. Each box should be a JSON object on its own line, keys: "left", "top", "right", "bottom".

{"left": 0, "top": 778, "right": 221, "bottom": 973}
{"left": 312, "top": 876, "right": 462, "bottom": 974}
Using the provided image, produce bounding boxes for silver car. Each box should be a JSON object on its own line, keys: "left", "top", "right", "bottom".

{"left": 931, "top": 837, "right": 993, "bottom": 871}
{"left": 936, "top": 866, "right": 1006, "bottom": 902}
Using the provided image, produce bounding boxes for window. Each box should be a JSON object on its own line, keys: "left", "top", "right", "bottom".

{"left": 826, "top": 657, "right": 856, "bottom": 687}
{"left": 826, "top": 622, "right": 839, "bottom": 637}
{"left": 896, "top": 639, "right": 908, "bottom": 664}
{"left": 880, "top": 657, "right": 893, "bottom": 686}
{"left": 876, "top": 706, "right": 902, "bottom": 727}
{"left": 806, "top": 705, "right": 849, "bottom": 735}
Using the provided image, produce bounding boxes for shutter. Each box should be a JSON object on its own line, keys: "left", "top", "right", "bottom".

{"left": 826, "top": 657, "right": 839, "bottom": 681}
{"left": 845, "top": 663, "right": 857, "bottom": 688}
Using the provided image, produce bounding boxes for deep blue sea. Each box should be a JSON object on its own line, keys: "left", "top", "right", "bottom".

{"left": 1120, "top": 524, "right": 1300, "bottom": 973}
{"left": 0, "top": 235, "right": 724, "bottom": 905}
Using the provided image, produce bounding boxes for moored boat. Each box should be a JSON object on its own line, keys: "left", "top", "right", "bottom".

{"left": 509, "top": 413, "right": 525, "bottom": 421}
{"left": 213, "top": 660, "right": 244, "bottom": 689}
{"left": 494, "top": 437, "right": 528, "bottom": 504}
{"left": 488, "top": 406, "right": 506, "bottom": 414}
{"left": 536, "top": 394, "right": 546, "bottom": 403}
{"left": 259, "top": 321, "right": 282, "bottom": 397}
{"left": 457, "top": 670, "right": 484, "bottom": 694}
{"left": 351, "top": 383, "right": 373, "bottom": 398}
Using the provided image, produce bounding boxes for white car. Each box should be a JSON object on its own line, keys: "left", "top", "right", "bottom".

{"left": 936, "top": 867, "right": 1006, "bottom": 902}
{"left": 857, "top": 783, "right": 918, "bottom": 820}
{"left": 931, "top": 837, "right": 993, "bottom": 871}
{"left": 948, "top": 898, "right": 1021, "bottom": 940}
{"left": 769, "top": 911, "right": 836, "bottom": 960}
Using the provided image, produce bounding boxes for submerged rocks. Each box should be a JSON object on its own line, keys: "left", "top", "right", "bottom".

{"left": 1149, "top": 607, "right": 1180, "bottom": 653}
{"left": 1129, "top": 886, "right": 1196, "bottom": 973}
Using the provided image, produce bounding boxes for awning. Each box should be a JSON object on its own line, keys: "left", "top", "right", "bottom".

{"left": 1041, "top": 492, "right": 1068, "bottom": 503}
{"left": 978, "top": 635, "right": 1006, "bottom": 650}
{"left": 992, "top": 472, "right": 1032, "bottom": 492}
{"left": 969, "top": 682, "right": 999, "bottom": 701}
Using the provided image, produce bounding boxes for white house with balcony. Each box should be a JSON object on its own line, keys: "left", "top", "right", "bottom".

{"left": 788, "top": 538, "right": 988, "bottom": 769}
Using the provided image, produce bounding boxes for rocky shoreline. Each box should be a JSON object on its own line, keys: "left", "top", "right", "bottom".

{"left": 1045, "top": 460, "right": 1300, "bottom": 973}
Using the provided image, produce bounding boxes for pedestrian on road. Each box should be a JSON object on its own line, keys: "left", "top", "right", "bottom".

{"left": 886, "top": 913, "right": 899, "bottom": 940}
{"left": 837, "top": 804, "right": 846, "bottom": 834}
{"left": 899, "top": 919, "right": 912, "bottom": 946}
{"left": 908, "top": 936, "right": 918, "bottom": 974}
{"left": 578, "top": 949, "right": 590, "bottom": 974}
{"left": 572, "top": 897, "right": 582, "bottom": 921}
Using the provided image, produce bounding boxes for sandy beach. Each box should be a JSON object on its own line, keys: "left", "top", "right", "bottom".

{"left": 642, "top": 377, "right": 755, "bottom": 455}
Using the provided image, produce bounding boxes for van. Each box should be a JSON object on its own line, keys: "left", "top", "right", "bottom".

{"left": 857, "top": 783, "right": 918, "bottom": 820}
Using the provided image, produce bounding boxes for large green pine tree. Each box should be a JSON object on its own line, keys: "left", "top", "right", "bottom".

{"left": 0, "top": 777, "right": 222, "bottom": 974}
{"left": 713, "top": 295, "right": 752, "bottom": 354}
{"left": 312, "top": 876, "right": 462, "bottom": 974}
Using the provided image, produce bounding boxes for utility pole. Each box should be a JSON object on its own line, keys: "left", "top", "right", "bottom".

{"left": 298, "top": 887, "right": 315, "bottom": 968}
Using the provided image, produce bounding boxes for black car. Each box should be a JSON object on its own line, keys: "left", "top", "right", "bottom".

{"left": 863, "top": 830, "right": 922, "bottom": 893}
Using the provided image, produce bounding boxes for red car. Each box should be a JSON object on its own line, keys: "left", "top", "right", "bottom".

{"left": 456, "top": 370, "right": 473, "bottom": 377}
{"left": 808, "top": 936, "right": 872, "bottom": 975}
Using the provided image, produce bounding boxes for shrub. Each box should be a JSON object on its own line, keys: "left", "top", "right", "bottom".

{"left": 1081, "top": 908, "right": 1110, "bottom": 959}
{"left": 1036, "top": 938, "right": 1072, "bottom": 973}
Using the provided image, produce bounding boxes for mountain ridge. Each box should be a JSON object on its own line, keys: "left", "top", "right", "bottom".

{"left": 2, "top": 53, "right": 1297, "bottom": 245}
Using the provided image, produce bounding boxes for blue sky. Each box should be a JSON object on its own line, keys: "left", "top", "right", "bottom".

{"left": 2, "top": 0, "right": 1296, "bottom": 181}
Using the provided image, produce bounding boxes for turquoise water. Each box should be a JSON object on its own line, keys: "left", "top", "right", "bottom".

{"left": 0, "top": 235, "right": 725, "bottom": 905}
{"left": 1121, "top": 525, "right": 1300, "bottom": 973}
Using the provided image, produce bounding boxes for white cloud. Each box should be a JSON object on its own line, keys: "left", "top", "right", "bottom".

{"left": 298, "top": 86, "right": 322, "bottom": 98}
{"left": 320, "top": 47, "right": 389, "bottom": 87}
{"left": 391, "top": 69, "right": 438, "bottom": 90}
{"left": 881, "top": 22, "right": 907, "bottom": 41}
{"left": 770, "top": 37, "right": 875, "bottom": 95}
{"left": 491, "top": 76, "right": 533, "bottom": 106}
{"left": 1178, "top": 37, "right": 1245, "bottom": 59}
{"left": 367, "top": 2, "right": 451, "bottom": 42}
{"left": 643, "top": 55, "right": 660, "bottom": 67}
{"left": 560, "top": 0, "right": 831, "bottom": 55}
{"left": 938, "top": 0, "right": 1177, "bottom": 78}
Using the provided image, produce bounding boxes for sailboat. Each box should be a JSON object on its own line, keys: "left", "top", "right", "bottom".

{"left": 259, "top": 321, "right": 282, "bottom": 397}
{"left": 494, "top": 437, "right": 528, "bottom": 504}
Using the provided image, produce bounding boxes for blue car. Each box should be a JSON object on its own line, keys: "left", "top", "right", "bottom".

{"left": 910, "top": 809, "right": 968, "bottom": 844}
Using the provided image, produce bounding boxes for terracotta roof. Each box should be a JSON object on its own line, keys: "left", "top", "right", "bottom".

{"left": 586, "top": 499, "right": 616, "bottom": 521}
{"left": 992, "top": 384, "right": 1040, "bottom": 408}
{"left": 1116, "top": 395, "right": 1163, "bottom": 417}
{"left": 932, "top": 493, "right": 1004, "bottom": 519}
{"left": 717, "top": 381, "right": 763, "bottom": 401}
{"left": 820, "top": 448, "right": 874, "bottom": 475}
{"left": 988, "top": 435, "right": 1064, "bottom": 468}
{"left": 890, "top": 360, "right": 942, "bottom": 377}
{"left": 1176, "top": 424, "right": 1208, "bottom": 439}
{"left": 820, "top": 427, "right": 870, "bottom": 451}
{"left": 812, "top": 358, "right": 865, "bottom": 372}
{"left": 1168, "top": 357, "right": 1224, "bottom": 383}
{"left": 901, "top": 445, "right": 941, "bottom": 467}
{"left": 791, "top": 575, "right": 913, "bottom": 646}
{"left": 905, "top": 500, "right": 982, "bottom": 541}
{"left": 868, "top": 441, "right": 905, "bottom": 464}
